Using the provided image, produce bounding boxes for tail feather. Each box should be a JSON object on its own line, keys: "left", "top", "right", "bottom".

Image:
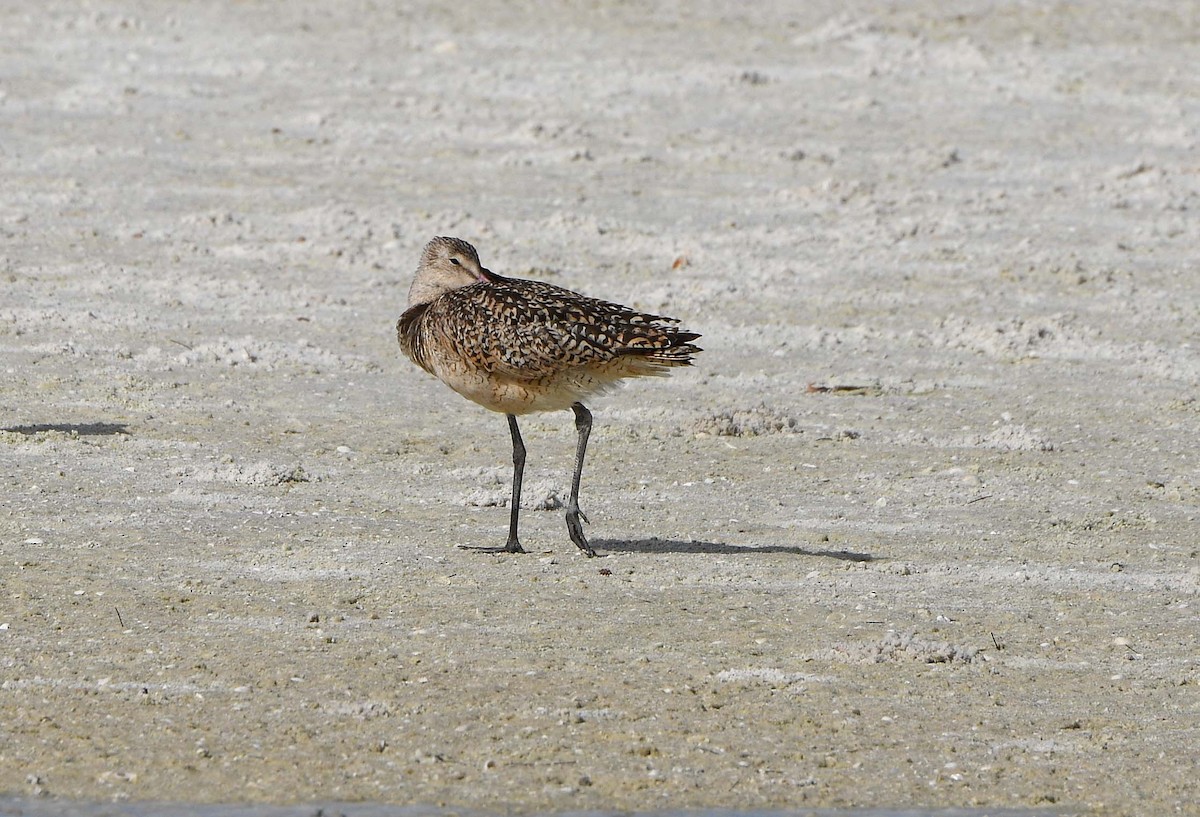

{"left": 619, "top": 329, "right": 702, "bottom": 367}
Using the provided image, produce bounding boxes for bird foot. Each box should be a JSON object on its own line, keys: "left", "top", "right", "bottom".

{"left": 457, "top": 540, "right": 527, "bottom": 555}
{"left": 565, "top": 508, "right": 597, "bottom": 557}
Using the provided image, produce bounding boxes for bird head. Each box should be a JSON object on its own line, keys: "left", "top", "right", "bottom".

{"left": 407, "top": 236, "right": 492, "bottom": 307}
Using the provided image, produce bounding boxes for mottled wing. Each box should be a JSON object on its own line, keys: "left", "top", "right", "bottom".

{"left": 396, "top": 301, "right": 434, "bottom": 374}
{"left": 432, "top": 277, "right": 698, "bottom": 380}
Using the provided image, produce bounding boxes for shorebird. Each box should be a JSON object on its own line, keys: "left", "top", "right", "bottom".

{"left": 397, "top": 237, "right": 701, "bottom": 557}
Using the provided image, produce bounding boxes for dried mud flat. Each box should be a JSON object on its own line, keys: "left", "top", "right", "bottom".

{"left": 1, "top": 1, "right": 1197, "bottom": 815}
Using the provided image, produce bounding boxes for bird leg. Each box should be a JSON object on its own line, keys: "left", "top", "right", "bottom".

{"left": 566, "top": 402, "right": 597, "bottom": 557}
{"left": 502, "top": 413, "right": 528, "bottom": 553}
{"left": 460, "top": 414, "right": 527, "bottom": 554}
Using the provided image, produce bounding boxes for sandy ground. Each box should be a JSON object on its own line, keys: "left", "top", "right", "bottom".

{"left": 2, "top": 1, "right": 1198, "bottom": 814}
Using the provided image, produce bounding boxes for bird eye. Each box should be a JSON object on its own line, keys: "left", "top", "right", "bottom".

{"left": 450, "top": 258, "right": 462, "bottom": 266}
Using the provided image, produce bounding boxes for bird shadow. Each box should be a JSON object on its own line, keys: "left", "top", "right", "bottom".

{"left": 2, "top": 422, "right": 131, "bottom": 437}
{"left": 595, "top": 537, "right": 874, "bottom": 561}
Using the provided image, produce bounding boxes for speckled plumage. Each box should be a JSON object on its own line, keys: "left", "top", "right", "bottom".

{"left": 396, "top": 236, "right": 702, "bottom": 557}
{"left": 399, "top": 270, "right": 700, "bottom": 414}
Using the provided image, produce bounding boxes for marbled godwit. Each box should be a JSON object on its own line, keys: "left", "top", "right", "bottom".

{"left": 397, "top": 236, "right": 702, "bottom": 557}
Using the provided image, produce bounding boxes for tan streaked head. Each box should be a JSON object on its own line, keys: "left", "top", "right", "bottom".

{"left": 407, "top": 236, "right": 491, "bottom": 308}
